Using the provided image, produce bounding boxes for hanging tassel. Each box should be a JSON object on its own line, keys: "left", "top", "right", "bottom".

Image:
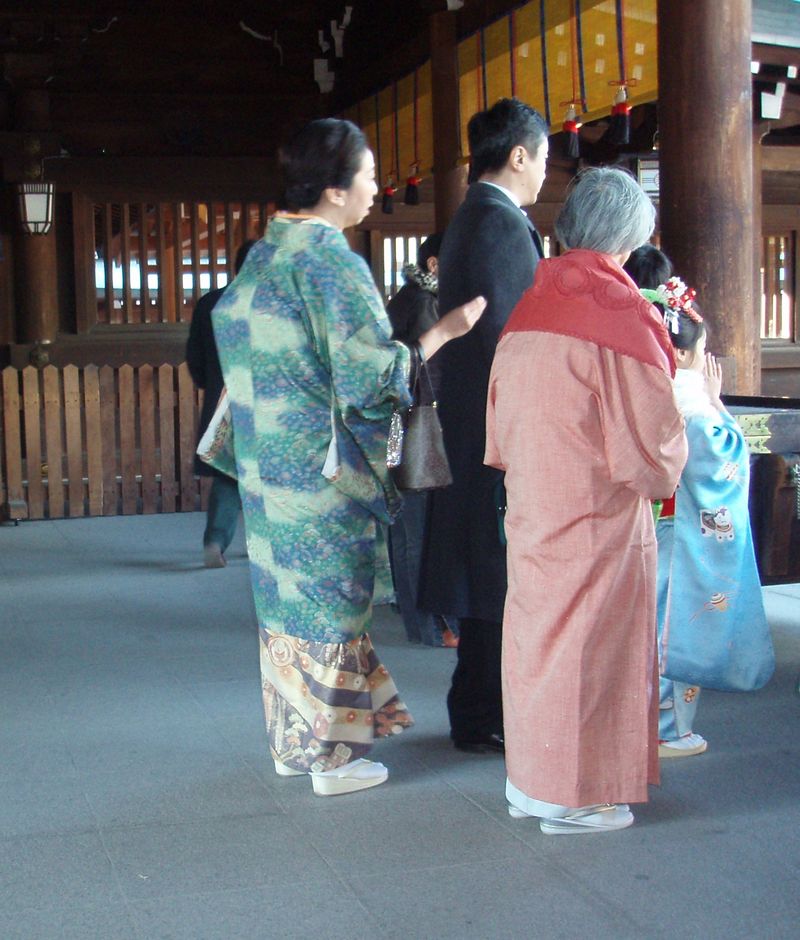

{"left": 404, "top": 164, "right": 421, "bottom": 205}
{"left": 562, "top": 104, "right": 581, "bottom": 159}
{"left": 608, "top": 84, "right": 631, "bottom": 146}
{"left": 382, "top": 178, "right": 397, "bottom": 214}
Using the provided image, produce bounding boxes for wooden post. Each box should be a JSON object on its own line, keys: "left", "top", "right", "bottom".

{"left": 15, "top": 227, "right": 59, "bottom": 344}
{"left": 430, "top": 11, "right": 468, "bottom": 232}
{"left": 11, "top": 85, "right": 60, "bottom": 347}
{"left": 0, "top": 188, "right": 16, "bottom": 346}
{"left": 657, "top": 0, "right": 757, "bottom": 394}
{"left": 752, "top": 121, "right": 771, "bottom": 393}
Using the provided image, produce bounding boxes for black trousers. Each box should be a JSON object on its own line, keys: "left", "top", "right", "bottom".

{"left": 447, "top": 617, "right": 503, "bottom": 742}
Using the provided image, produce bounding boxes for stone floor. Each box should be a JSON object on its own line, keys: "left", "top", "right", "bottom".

{"left": 1, "top": 512, "right": 799, "bottom": 939}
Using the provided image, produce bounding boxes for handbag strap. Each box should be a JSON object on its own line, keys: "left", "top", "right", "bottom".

{"left": 410, "top": 354, "right": 436, "bottom": 407}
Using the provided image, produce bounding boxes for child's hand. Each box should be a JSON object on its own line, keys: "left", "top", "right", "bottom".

{"left": 703, "top": 353, "right": 723, "bottom": 407}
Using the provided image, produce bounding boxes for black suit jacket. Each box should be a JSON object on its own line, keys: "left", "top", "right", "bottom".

{"left": 186, "top": 286, "right": 226, "bottom": 477}
{"left": 419, "top": 182, "right": 543, "bottom": 622}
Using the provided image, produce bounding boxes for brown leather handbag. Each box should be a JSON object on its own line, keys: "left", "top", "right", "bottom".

{"left": 388, "top": 361, "right": 453, "bottom": 492}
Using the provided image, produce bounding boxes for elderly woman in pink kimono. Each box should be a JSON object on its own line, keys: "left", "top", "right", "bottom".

{"left": 485, "top": 168, "right": 687, "bottom": 834}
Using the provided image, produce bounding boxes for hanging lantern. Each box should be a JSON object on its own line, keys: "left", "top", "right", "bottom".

{"left": 404, "top": 164, "right": 422, "bottom": 205}
{"left": 17, "top": 181, "right": 55, "bottom": 235}
{"left": 608, "top": 83, "right": 631, "bottom": 146}
{"left": 382, "top": 177, "right": 397, "bottom": 214}
{"left": 562, "top": 104, "right": 581, "bottom": 159}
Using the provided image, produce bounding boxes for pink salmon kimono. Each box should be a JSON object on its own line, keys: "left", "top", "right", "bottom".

{"left": 485, "top": 250, "right": 687, "bottom": 808}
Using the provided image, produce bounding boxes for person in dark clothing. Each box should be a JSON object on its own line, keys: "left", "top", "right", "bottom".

{"left": 419, "top": 97, "right": 548, "bottom": 753}
{"left": 386, "top": 233, "right": 442, "bottom": 344}
{"left": 186, "top": 239, "right": 255, "bottom": 567}
{"left": 386, "top": 234, "right": 458, "bottom": 649}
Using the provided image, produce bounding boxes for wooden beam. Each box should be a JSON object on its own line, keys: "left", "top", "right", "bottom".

{"left": 752, "top": 43, "right": 800, "bottom": 69}
{"left": 762, "top": 145, "right": 800, "bottom": 173}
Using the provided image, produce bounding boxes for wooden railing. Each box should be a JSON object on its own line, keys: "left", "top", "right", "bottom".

{"left": 0, "top": 364, "right": 210, "bottom": 521}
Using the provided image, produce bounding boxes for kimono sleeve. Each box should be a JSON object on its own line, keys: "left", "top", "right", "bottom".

{"left": 681, "top": 411, "right": 750, "bottom": 496}
{"left": 295, "top": 242, "right": 412, "bottom": 484}
{"left": 597, "top": 347, "right": 687, "bottom": 500}
{"left": 300, "top": 246, "right": 411, "bottom": 415}
{"left": 484, "top": 367, "right": 505, "bottom": 471}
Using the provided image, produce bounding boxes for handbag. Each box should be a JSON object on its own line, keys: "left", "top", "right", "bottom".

{"left": 388, "top": 361, "right": 453, "bottom": 492}
{"left": 196, "top": 388, "right": 237, "bottom": 480}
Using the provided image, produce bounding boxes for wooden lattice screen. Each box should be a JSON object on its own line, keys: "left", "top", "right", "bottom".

{"left": 92, "top": 200, "right": 274, "bottom": 325}
{"left": 0, "top": 364, "right": 210, "bottom": 521}
{"left": 761, "top": 232, "right": 796, "bottom": 342}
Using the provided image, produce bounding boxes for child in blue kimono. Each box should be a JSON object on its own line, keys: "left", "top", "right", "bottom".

{"left": 643, "top": 278, "right": 775, "bottom": 758}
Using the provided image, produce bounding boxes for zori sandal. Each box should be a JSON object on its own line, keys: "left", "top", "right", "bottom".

{"left": 273, "top": 759, "right": 306, "bottom": 777}
{"left": 508, "top": 802, "right": 630, "bottom": 819}
{"left": 310, "top": 758, "right": 388, "bottom": 796}
{"left": 658, "top": 733, "right": 708, "bottom": 758}
{"left": 539, "top": 804, "right": 634, "bottom": 835}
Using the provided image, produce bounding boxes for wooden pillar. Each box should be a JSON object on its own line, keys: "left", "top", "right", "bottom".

{"left": 15, "top": 227, "right": 58, "bottom": 344}
{"left": 430, "top": 11, "right": 467, "bottom": 231}
{"left": 657, "top": 0, "right": 757, "bottom": 394}
{"left": 752, "top": 122, "right": 770, "bottom": 393}
{"left": 0, "top": 188, "right": 16, "bottom": 345}
{"left": 11, "top": 86, "right": 60, "bottom": 346}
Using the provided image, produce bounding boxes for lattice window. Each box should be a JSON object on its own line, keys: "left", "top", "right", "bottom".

{"left": 761, "top": 232, "right": 796, "bottom": 342}
{"left": 383, "top": 234, "right": 426, "bottom": 300}
{"left": 92, "top": 200, "right": 274, "bottom": 325}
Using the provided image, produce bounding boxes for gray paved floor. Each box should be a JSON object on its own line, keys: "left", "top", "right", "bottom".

{"left": 1, "top": 512, "right": 799, "bottom": 940}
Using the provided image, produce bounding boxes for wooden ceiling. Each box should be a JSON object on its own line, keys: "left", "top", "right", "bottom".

{"left": 0, "top": 0, "right": 446, "bottom": 157}
{"left": 1, "top": 1, "right": 799, "bottom": 203}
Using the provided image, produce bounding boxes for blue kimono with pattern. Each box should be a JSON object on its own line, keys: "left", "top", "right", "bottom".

{"left": 656, "top": 371, "right": 774, "bottom": 692}
{"left": 211, "top": 215, "right": 411, "bottom": 645}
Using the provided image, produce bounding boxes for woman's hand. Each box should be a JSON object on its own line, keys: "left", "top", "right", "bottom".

{"left": 417, "top": 296, "right": 487, "bottom": 360}
{"left": 703, "top": 353, "right": 724, "bottom": 410}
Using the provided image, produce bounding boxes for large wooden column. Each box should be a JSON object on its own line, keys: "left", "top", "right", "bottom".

{"left": 15, "top": 227, "right": 58, "bottom": 344}
{"left": 657, "top": 0, "right": 757, "bottom": 393}
{"left": 6, "top": 83, "right": 60, "bottom": 347}
{"left": 430, "top": 11, "right": 467, "bottom": 231}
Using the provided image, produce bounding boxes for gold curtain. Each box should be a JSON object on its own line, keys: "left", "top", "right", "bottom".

{"left": 344, "top": 0, "right": 658, "bottom": 167}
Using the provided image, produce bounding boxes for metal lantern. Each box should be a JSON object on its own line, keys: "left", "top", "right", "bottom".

{"left": 17, "top": 181, "right": 55, "bottom": 235}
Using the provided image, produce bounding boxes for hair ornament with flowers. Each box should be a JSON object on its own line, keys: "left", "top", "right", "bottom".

{"left": 640, "top": 277, "right": 703, "bottom": 334}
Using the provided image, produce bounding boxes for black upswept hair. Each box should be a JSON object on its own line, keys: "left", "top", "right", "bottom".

{"left": 279, "top": 118, "right": 368, "bottom": 211}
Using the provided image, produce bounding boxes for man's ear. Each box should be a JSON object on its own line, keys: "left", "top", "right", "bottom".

{"left": 510, "top": 145, "right": 526, "bottom": 172}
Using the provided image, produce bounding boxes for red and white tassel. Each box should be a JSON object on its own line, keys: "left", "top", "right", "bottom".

{"left": 562, "top": 104, "right": 581, "bottom": 159}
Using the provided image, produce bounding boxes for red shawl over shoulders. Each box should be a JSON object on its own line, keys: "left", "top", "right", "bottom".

{"left": 501, "top": 249, "right": 676, "bottom": 377}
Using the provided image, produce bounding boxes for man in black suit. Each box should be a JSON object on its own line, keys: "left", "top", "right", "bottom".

{"left": 419, "top": 98, "right": 548, "bottom": 752}
{"left": 186, "top": 239, "right": 254, "bottom": 567}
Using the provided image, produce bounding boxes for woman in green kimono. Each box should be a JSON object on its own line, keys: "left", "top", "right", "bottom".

{"left": 212, "top": 119, "right": 484, "bottom": 796}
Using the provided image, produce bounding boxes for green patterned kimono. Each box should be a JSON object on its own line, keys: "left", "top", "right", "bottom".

{"left": 212, "top": 215, "right": 414, "bottom": 771}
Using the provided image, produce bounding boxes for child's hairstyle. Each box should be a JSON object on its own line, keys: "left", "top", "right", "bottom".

{"left": 641, "top": 277, "right": 707, "bottom": 353}
{"left": 624, "top": 244, "right": 673, "bottom": 289}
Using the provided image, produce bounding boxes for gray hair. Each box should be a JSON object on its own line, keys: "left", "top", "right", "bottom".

{"left": 554, "top": 167, "right": 656, "bottom": 255}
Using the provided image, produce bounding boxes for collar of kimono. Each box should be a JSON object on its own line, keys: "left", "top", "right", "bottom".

{"left": 273, "top": 211, "right": 338, "bottom": 229}
{"left": 500, "top": 249, "right": 676, "bottom": 377}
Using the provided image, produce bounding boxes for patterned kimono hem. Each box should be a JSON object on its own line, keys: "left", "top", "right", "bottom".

{"left": 260, "top": 631, "right": 414, "bottom": 773}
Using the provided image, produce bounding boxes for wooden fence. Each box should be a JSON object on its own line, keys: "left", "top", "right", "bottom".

{"left": 0, "top": 364, "right": 210, "bottom": 521}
